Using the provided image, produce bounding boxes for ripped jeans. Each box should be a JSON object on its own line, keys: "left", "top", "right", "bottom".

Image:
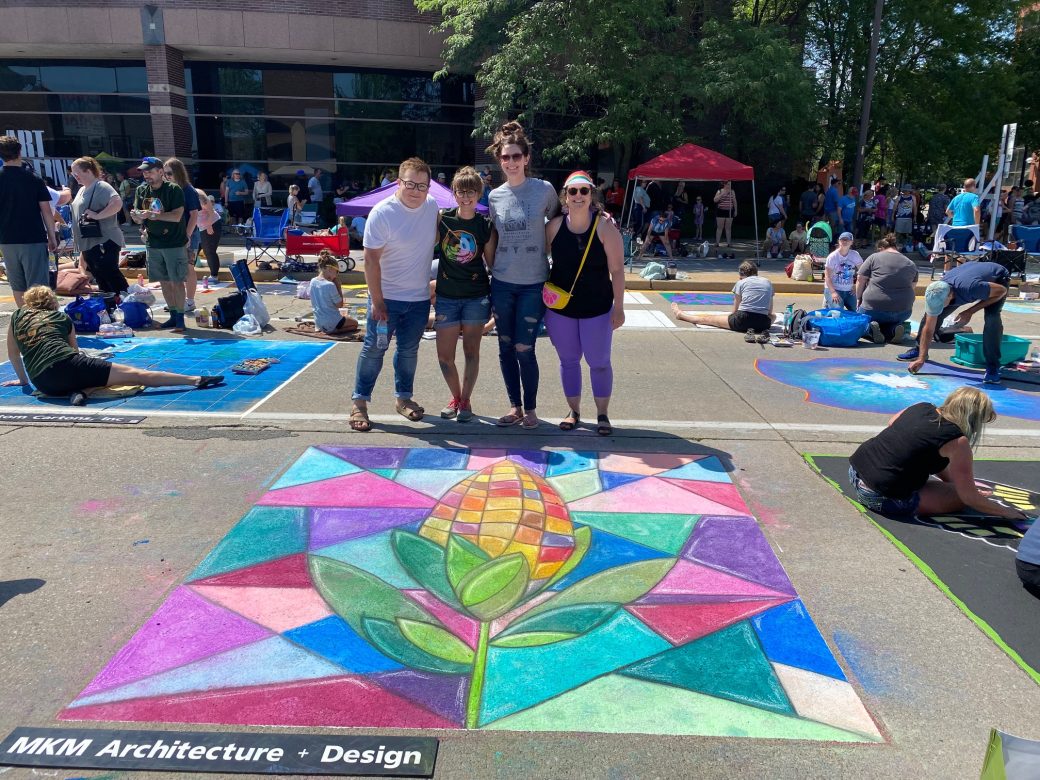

{"left": 490, "top": 278, "right": 545, "bottom": 411}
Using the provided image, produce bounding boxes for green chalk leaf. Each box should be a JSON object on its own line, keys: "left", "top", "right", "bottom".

{"left": 522, "top": 558, "right": 676, "bottom": 622}
{"left": 446, "top": 534, "right": 490, "bottom": 591}
{"left": 391, "top": 529, "right": 461, "bottom": 608}
{"left": 458, "top": 553, "right": 529, "bottom": 621}
{"left": 396, "top": 618, "right": 475, "bottom": 665}
{"left": 362, "top": 617, "right": 470, "bottom": 675}
{"left": 490, "top": 631, "right": 578, "bottom": 648}
{"left": 497, "top": 602, "right": 618, "bottom": 638}
{"left": 308, "top": 555, "right": 436, "bottom": 636}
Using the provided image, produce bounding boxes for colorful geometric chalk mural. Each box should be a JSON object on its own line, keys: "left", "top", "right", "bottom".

{"left": 756, "top": 357, "right": 1040, "bottom": 422}
{"left": 62, "top": 447, "right": 882, "bottom": 742}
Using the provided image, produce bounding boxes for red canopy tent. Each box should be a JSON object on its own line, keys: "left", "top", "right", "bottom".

{"left": 623, "top": 143, "right": 759, "bottom": 255}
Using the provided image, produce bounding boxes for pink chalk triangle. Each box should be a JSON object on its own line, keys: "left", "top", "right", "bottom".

{"left": 568, "top": 477, "right": 725, "bottom": 515}
{"left": 257, "top": 471, "right": 436, "bottom": 509}
{"left": 190, "top": 554, "right": 313, "bottom": 589}
{"left": 62, "top": 676, "right": 460, "bottom": 729}
{"left": 660, "top": 479, "right": 751, "bottom": 514}
{"left": 645, "top": 560, "right": 793, "bottom": 600}
{"left": 190, "top": 585, "right": 332, "bottom": 634}
{"left": 404, "top": 590, "right": 481, "bottom": 649}
{"left": 79, "top": 587, "right": 271, "bottom": 697}
{"left": 627, "top": 599, "right": 790, "bottom": 645}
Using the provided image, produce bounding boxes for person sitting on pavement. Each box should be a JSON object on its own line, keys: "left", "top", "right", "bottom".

{"left": 1017, "top": 513, "right": 1040, "bottom": 597}
{"left": 671, "top": 260, "right": 773, "bottom": 342}
{"left": 848, "top": 387, "right": 1031, "bottom": 522}
{"left": 823, "top": 231, "right": 863, "bottom": 311}
{"left": 856, "top": 233, "right": 917, "bottom": 343}
{"left": 310, "top": 250, "right": 359, "bottom": 335}
{"left": 639, "top": 210, "right": 674, "bottom": 260}
{"left": 899, "top": 261, "right": 1010, "bottom": 383}
{"left": 2, "top": 286, "right": 223, "bottom": 404}
{"left": 788, "top": 222, "right": 807, "bottom": 254}
{"left": 765, "top": 219, "right": 787, "bottom": 259}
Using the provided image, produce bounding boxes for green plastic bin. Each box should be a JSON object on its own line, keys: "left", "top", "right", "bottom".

{"left": 951, "top": 333, "right": 1031, "bottom": 368}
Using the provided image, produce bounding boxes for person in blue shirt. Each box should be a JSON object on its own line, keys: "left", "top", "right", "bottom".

{"left": 838, "top": 186, "right": 858, "bottom": 233}
{"left": 824, "top": 177, "right": 842, "bottom": 234}
{"left": 223, "top": 169, "right": 249, "bottom": 225}
{"left": 946, "top": 178, "right": 981, "bottom": 227}
{"left": 1017, "top": 515, "right": 1040, "bottom": 596}
{"left": 899, "top": 261, "right": 1010, "bottom": 383}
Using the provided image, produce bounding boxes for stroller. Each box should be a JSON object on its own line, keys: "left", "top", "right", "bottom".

{"left": 806, "top": 221, "right": 833, "bottom": 271}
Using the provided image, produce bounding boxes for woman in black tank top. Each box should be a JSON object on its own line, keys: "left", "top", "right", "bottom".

{"left": 848, "top": 387, "right": 1029, "bottom": 521}
{"left": 544, "top": 171, "right": 625, "bottom": 436}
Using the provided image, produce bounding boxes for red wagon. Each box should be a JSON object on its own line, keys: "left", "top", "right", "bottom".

{"left": 284, "top": 231, "right": 356, "bottom": 272}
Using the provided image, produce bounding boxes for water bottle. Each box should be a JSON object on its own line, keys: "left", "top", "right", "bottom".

{"left": 375, "top": 320, "right": 389, "bottom": 350}
{"left": 150, "top": 197, "right": 162, "bottom": 213}
{"left": 196, "top": 306, "right": 210, "bottom": 328}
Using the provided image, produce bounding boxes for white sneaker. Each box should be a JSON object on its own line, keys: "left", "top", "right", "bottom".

{"left": 184, "top": 300, "right": 196, "bottom": 313}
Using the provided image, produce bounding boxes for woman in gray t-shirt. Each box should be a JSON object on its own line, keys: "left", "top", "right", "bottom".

{"left": 70, "top": 156, "right": 127, "bottom": 295}
{"left": 486, "top": 121, "right": 559, "bottom": 429}
{"left": 855, "top": 234, "right": 918, "bottom": 343}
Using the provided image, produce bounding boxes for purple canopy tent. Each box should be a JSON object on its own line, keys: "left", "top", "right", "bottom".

{"left": 335, "top": 180, "right": 489, "bottom": 217}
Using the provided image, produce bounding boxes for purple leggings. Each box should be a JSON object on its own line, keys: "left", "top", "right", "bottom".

{"left": 545, "top": 308, "right": 614, "bottom": 398}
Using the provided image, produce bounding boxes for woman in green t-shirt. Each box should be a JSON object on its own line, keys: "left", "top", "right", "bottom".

{"left": 434, "top": 167, "right": 496, "bottom": 422}
{"left": 2, "top": 286, "right": 225, "bottom": 404}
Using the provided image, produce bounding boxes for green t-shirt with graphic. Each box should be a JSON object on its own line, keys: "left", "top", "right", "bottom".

{"left": 135, "top": 181, "right": 187, "bottom": 248}
{"left": 11, "top": 308, "right": 77, "bottom": 380}
{"left": 436, "top": 208, "right": 492, "bottom": 299}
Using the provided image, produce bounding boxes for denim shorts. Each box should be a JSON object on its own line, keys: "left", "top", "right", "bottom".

{"left": 434, "top": 294, "right": 491, "bottom": 329}
{"left": 849, "top": 465, "right": 920, "bottom": 516}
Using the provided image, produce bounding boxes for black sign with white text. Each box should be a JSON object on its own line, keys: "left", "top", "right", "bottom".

{"left": 0, "top": 727, "right": 437, "bottom": 776}
{"left": 0, "top": 412, "right": 144, "bottom": 424}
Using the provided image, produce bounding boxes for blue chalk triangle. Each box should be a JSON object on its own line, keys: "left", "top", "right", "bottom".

{"left": 599, "top": 471, "right": 646, "bottom": 491}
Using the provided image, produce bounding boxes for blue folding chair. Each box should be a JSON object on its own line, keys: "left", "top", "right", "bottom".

{"left": 245, "top": 206, "right": 290, "bottom": 266}
{"left": 54, "top": 204, "right": 76, "bottom": 261}
{"left": 929, "top": 224, "right": 982, "bottom": 278}
{"left": 1011, "top": 225, "right": 1040, "bottom": 272}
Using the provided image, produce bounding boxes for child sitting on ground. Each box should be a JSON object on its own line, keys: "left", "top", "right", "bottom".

{"left": 309, "top": 250, "right": 358, "bottom": 335}
{"left": 765, "top": 219, "right": 787, "bottom": 258}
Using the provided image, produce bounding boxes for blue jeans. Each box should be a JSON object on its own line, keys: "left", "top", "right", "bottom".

{"left": 352, "top": 298, "right": 429, "bottom": 402}
{"left": 824, "top": 289, "right": 857, "bottom": 311}
{"left": 858, "top": 306, "right": 911, "bottom": 341}
{"left": 917, "top": 286, "right": 1007, "bottom": 372}
{"left": 490, "top": 278, "right": 544, "bottom": 411}
{"left": 434, "top": 294, "right": 491, "bottom": 329}
{"left": 849, "top": 465, "right": 920, "bottom": 516}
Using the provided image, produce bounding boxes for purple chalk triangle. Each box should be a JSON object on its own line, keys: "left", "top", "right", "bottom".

{"left": 310, "top": 507, "right": 432, "bottom": 549}
{"left": 370, "top": 669, "right": 468, "bottom": 725}
{"left": 506, "top": 450, "right": 548, "bottom": 476}
{"left": 681, "top": 516, "right": 796, "bottom": 595}
{"left": 79, "top": 587, "right": 271, "bottom": 697}
{"left": 319, "top": 446, "right": 409, "bottom": 470}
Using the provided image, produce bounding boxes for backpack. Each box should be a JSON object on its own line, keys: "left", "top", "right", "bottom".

{"left": 212, "top": 291, "right": 246, "bottom": 329}
{"left": 787, "top": 308, "right": 809, "bottom": 339}
{"left": 64, "top": 296, "right": 107, "bottom": 333}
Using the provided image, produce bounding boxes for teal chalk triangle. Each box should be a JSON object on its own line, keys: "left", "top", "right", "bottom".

{"left": 657, "top": 456, "right": 732, "bottom": 484}
{"left": 621, "top": 621, "right": 794, "bottom": 716}
{"left": 371, "top": 468, "right": 397, "bottom": 479}
{"left": 188, "top": 507, "right": 308, "bottom": 581}
{"left": 599, "top": 471, "right": 646, "bottom": 491}
{"left": 480, "top": 610, "right": 672, "bottom": 726}
{"left": 394, "top": 469, "right": 475, "bottom": 499}
{"left": 312, "top": 527, "right": 422, "bottom": 589}
{"left": 545, "top": 450, "right": 598, "bottom": 477}
{"left": 69, "top": 636, "right": 343, "bottom": 708}
{"left": 271, "top": 447, "right": 362, "bottom": 490}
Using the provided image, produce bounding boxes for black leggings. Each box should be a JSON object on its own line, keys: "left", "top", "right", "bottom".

{"left": 199, "top": 227, "right": 222, "bottom": 277}
{"left": 1018, "top": 560, "right": 1040, "bottom": 596}
{"left": 83, "top": 240, "right": 129, "bottom": 295}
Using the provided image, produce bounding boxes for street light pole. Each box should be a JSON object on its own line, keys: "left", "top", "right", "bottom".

{"left": 853, "top": 0, "right": 885, "bottom": 191}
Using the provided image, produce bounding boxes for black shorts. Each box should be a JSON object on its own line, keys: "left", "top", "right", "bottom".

{"left": 227, "top": 201, "right": 247, "bottom": 220}
{"left": 1018, "top": 559, "right": 1040, "bottom": 592}
{"left": 728, "top": 310, "right": 771, "bottom": 333}
{"left": 32, "top": 354, "right": 112, "bottom": 396}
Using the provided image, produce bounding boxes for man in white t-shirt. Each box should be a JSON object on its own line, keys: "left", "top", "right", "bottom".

{"left": 350, "top": 157, "right": 439, "bottom": 431}
{"left": 308, "top": 169, "right": 323, "bottom": 204}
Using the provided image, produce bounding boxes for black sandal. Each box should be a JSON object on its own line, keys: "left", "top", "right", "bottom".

{"left": 559, "top": 410, "right": 580, "bottom": 431}
{"left": 597, "top": 414, "right": 613, "bottom": 436}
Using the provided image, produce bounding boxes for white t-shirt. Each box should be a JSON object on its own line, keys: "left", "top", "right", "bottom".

{"left": 824, "top": 249, "right": 864, "bottom": 292}
{"left": 363, "top": 194, "right": 438, "bottom": 302}
{"left": 768, "top": 195, "right": 786, "bottom": 216}
{"left": 308, "top": 176, "right": 323, "bottom": 202}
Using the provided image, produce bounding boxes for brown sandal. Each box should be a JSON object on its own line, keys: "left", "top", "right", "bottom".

{"left": 349, "top": 406, "right": 371, "bottom": 432}
{"left": 396, "top": 400, "right": 425, "bottom": 422}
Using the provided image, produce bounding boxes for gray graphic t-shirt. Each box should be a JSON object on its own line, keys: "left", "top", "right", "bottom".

{"left": 487, "top": 178, "right": 559, "bottom": 285}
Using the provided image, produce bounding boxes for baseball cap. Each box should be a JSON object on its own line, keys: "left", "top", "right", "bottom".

{"left": 138, "top": 156, "right": 162, "bottom": 171}
{"left": 838, "top": 231, "right": 854, "bottom": 241}
{"left": 924, "top": 281, "right": 951, "bottom": 316}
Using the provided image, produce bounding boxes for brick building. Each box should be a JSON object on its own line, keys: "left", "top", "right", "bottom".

{"left": 0, "top": 1, "right": 479, "bottom": 194}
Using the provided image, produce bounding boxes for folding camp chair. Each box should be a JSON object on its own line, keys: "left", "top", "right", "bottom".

{"left": 1011, "top": 225, "right": 1040, "bottom": 276}
{"left": 54, "top": 204, "right": 76, "bottom": 262}
{"left": 244, "top": 206, "right": 290, "bottom": 266}
{"left": 928, "top": 224, "right": 982, "bottom": 279}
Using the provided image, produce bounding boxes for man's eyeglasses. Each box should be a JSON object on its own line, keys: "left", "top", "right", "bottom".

{"left": 400, "top": 180, "right": 430, "bottom": 192}
{"left": 500, "top": 152, "right": 524, "bottom": 163}
{"left": 567, "top": 186, "right": 590, "bottom": 196}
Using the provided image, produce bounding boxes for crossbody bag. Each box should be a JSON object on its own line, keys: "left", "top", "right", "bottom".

{"left": 542, "top": 217, "right": 599, "bottom": 311}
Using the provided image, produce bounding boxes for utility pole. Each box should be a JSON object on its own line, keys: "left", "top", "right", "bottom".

{"left": 853, "top": 0, "right": 885, "bottom": 191}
